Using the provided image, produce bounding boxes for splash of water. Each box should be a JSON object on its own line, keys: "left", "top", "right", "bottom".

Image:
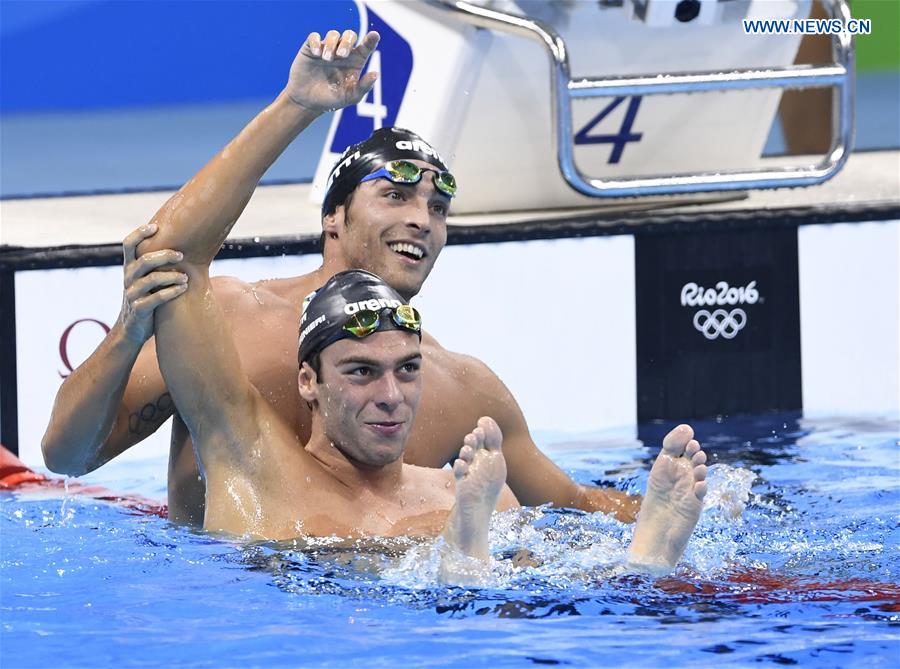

{"left": 702, "top": 463, "right": 757, "bottom": 521}
{"left": 380, "top": 464, "right": 759, "bottom": 590}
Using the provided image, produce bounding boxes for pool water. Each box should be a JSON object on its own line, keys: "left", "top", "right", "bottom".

{"left": 2, "top": 413, "right": 898, "bottom": 668}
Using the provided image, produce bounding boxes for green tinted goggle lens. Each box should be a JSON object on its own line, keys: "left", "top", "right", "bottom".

{"left": 342, "top": 306, "right": 421, "bottom": 338}
{"left": 393, "top": 305, "right": 421, "bottom": 332}
{"left": 365, "top": 160, "right": 457, "bottom": 198}
{"left": 433, "top": 171, "right": 456, "bottom": 197}
{"left": 343, "top": 310, "right": 380, "bottom": 338}
{"left": 385, "top": 161, "right": 422, "bottom": 182}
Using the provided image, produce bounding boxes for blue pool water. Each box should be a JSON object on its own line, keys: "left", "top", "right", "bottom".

{"left": 2, "top": 413, "right": 898, "bottom": 668}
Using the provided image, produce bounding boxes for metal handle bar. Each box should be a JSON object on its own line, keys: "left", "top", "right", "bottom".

{"left": 425, "top": 0, "right": 854, "bottom": 197}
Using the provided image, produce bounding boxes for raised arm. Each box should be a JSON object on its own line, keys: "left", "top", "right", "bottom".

{"left": 140, "top": 30, "right": 380, "bottom": 263}
{"left": 143, "top": 28, "right": 380, "bottom": 440}
{"left": 41, "top": 30, "right": 378, "bottom": 475}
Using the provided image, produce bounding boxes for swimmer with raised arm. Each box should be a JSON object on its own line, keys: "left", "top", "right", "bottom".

{"left": 154, "top": 263, "right": 516, "bottom": 582}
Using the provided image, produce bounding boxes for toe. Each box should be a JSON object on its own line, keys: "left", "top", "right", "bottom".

{"left": 694, "top": 480, "right": 708, "bottom": 500}
{"left": 459, "top": 444, "right": 474, "bottom": 463}
{"left": 662, "top": 424, "right": 693, "bottom": 457}
{"left": 485, "top": 430, "right": 502, "bottom": 452}
{"left": 694, "top": 463, "right": 708, "bottom": 482}
{"left": 479, "top": 417, "right": 503, "bottom": 451}
{"left": 691, "top": 449, "right": 707, "bottom": 466}
{"left": 453, "top": 458, "right": 468, "bottom": 479}
{"left": 477, "top": 416, "right": 496, "bottom": 432}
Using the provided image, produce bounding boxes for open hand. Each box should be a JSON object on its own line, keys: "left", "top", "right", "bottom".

{"left": 119, "top": 223, "right": 187, "bottom": 344}
{"left": 285, "top": 30, "right": 380, "bottom": 113}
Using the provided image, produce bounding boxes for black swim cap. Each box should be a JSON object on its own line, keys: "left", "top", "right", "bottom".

{"left": 322, "top": 127, "right": 448, "bottom": 216}
{"left": 298, "top": 270, "right": 421, "bottom": 366}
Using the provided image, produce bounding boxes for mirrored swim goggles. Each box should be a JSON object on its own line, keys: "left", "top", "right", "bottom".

{"left": 358, "top": 160, "right": 457, "bottom": 198}
{"left": 343, "top": 304, "right": 422, "bottom": 339}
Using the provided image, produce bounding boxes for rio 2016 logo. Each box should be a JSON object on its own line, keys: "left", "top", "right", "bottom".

{"left": 681, "top": 281, "right": 759, "bottom": 307}
{"left": 681, "top": 281, "right": 760, "bottom": 340}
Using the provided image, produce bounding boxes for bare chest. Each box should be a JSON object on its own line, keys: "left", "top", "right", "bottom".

{"left": 294, "top": 472, "right": 457, "bottom": 540}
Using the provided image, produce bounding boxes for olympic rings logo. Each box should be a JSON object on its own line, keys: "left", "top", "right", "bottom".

{"left": 692, "top": 308, "right": 747, "bottom": 340}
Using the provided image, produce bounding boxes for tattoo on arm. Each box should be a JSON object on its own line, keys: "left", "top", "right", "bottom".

{"left": 128, "top": 392, "right": 174, "bottom": 436}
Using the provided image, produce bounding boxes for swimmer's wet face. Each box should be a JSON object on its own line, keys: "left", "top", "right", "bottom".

{"left": 321, "top": 127, "right": 453, "bottom": 301}
{"left": 296, "top": 269, "right": 425, "bottom": 465}
{"left": 310, "top": 331, "right": 423, "bottom": 467}
{"left": 325, "top": 159, "right": 449, "bottom": 302}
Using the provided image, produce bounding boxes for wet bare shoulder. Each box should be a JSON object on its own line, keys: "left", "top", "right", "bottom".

{"left": 209, "top": 275, "right": 303, "bottom": 317}
{"left": 421, "top": 335, "right": 521, "bottom": 424}
{"left": 251, "top": 276, "right": 321, "bottom": 301}
{"left": 421, "top": 335, "right": 501, "bottom": 392}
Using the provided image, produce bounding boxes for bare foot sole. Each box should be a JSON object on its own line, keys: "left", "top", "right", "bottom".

{"left": 442, "top": 417, "right": 507, "bottom": 562}
{"left": 627, "top": 424, "right": 708, "bottom": 574}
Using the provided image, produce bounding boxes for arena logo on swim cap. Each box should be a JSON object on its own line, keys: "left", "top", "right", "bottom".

{"left": 344, "top": 298, "right": 402, "bottom": 315}
{"left": 395, "top": 139, "right": 442, "bottom": 162}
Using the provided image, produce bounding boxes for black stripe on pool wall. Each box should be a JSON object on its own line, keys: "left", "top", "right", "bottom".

{"left": 0, "top": 272, "right": 19, "bottom": 455}
{"left": 2, "top": 201, "right": 898, "bottom": 273}
{"left": 635, "top": 225, "right": 802, "bottom": 423}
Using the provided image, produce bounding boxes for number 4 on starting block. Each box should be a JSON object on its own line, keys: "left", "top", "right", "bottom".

{"left": 574, "top": 96, "right": 644, "bottom": 164}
